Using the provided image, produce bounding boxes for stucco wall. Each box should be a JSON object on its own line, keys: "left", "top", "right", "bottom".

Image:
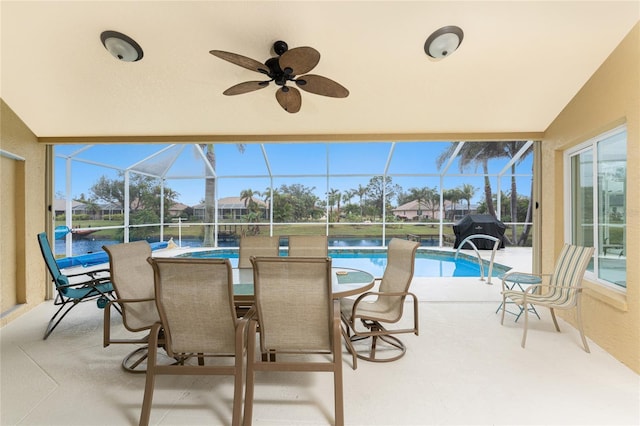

{"left": 542, "top": 23, "right": 639, "bottom": 373}
{"left": 0, "top": 99, "right": 47, "bottom": 325}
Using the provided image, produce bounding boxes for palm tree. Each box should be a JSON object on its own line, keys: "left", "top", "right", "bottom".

{"left": 436, "top": 142, "right": 506, "bottom": 218}
{"left": 408, "top": 187, "right": 430, "bottom": 219}
{"left": 517, "top": 178, "right": 534, "bottom": 246}
{"left": 501, "top": 141, "right": 533, "bottom": 243}
{"left": 354, "top": 184, "right": 367, "bottom": 219}
{"left": 342, "top": 189, "right": 354, "bottom": 207}
{"left": 201, "top": 143, "right": 245, "bottom": 246}
{"left": 424, "top": 187, "right": 441, "bottom": 220}
{"left": 240, "top": 188, "right": 258, "bottom": 213}
{"left": 443, "top": 188, "right": 463, "bottom": 220}
{"left": 328, "top": 188, "right": 340, "bottom": 221}
{"left": 459, "top": 183, "right": 477, "bottom": 215}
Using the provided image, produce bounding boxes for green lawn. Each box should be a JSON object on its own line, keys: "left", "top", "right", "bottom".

{"left": 55, "top": 219, "right": 532, "bottom": 246}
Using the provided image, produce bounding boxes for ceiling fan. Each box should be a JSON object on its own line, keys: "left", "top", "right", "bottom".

{"left": 210, "top": 40, "right": 349, "bottom": 113}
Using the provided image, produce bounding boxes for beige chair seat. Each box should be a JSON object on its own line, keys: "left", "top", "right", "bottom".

{"left": 340, "top": 297, "right": 401, "bottom": 323}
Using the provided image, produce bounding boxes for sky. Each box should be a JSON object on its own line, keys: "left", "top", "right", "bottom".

{"left": 54, "top": 142, "right": 534, "bottom": 207}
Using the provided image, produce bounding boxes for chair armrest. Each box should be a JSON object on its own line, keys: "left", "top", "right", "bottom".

{"left": 519, "top": 284, "right": 584, "bottom": 294}
{"left": 147, "top": 322, "right": 166, "bottom": 357}
{"left": 354, "top": 290, "right": 409, "bottom": 301}
{"left": 242, "top": 306, "right": 258, "bottom": 321}
{"left": 55, "top": 276, "right": 111, "bottom": 290}
{"left": 520, "top": 285, "right": 584, "bottom": 303}
{"left": 235, "top": 311, "right": 251, "bottom": 358}
{"left": 332, "top": 299, "right": 341, "bottom": 320}
{"left": 349, "top": 290, "right": 415, "bottom": 321}
{"left": 522, "top": 284, "right": 544, "bottom": 294}
{"left": 500, "top": 272, "right": 552, "bottom": 290}
{"left": 103, "top": 297, "right": 156, "bottom": 347}
{"left": 66, "top": 268, "right": 110, "bottom": 279}
{"left": 111, "top": 297, "right": 155, "bottom": 305}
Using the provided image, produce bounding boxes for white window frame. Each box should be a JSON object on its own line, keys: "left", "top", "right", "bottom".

{"left": 564, "top": 124, "right": 627, "bottom": 292}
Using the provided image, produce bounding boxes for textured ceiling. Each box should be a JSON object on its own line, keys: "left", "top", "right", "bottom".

{"left": 1, "top": 1, "right": 638, "bottom": 139}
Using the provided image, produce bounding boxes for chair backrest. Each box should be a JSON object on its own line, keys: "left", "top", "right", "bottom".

{"left": 37, "top": 232, "right": 67, "bottom": 291}
{"left": 547, "top": 244, "right": 595, "bottom": 306}
{"left": 288, "top": 235, "right": 329, "bottom": 257}
{"left": 103, "top": 241, "right": 158, "bottom": 331}
{"left": 238, "top": 236, "right": 279, "bottom": 268}
{"left": 148, "top": 257, "right": 238, "bottom": 356}
{"left": 251, "top": 256, "right": 333, "bottom": 352}
{"left": 377, "top": 238, "right": 420, "bottom": 316}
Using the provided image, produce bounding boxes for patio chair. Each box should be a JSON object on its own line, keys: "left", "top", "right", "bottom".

{"left": 238, "top": 235, "right": 279, "bottom": 268}
{"left": 38, "top": 232, "right": 116, "bottom": 340}
{"left": 341, "top": 238, "right": 420, "bottom": 368}
{"left": 288, "top": 234, "right": 329, "bottom": 257}
{"left": 141, "top": 257, "right": 247, "bottom": 426}
{"left": 103, "top": 241, "right": 161, "bottom": 373}
{"left": 501, "top": 243, "right": 595, "bottom": 352}
{"left": 236, "top": 235, "right": 279, "bottom": 316}
{"left": 244, "top": 256, "right": 343, "bottom": 425}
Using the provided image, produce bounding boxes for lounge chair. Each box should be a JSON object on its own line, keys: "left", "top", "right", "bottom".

{"left": 501, "top": 243, "right": 595, "bottom": 352}
{"left": 38, "top": 232, "right": 116, "bottom": 339}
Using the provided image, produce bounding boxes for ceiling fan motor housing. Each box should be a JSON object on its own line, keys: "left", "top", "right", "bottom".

{"left": 273, "top": 40, "right": 288, "bottom": 55}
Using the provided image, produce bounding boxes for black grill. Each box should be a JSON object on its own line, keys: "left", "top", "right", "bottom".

{"left": 453, "top": 214, "right": 506, "bottom": 249}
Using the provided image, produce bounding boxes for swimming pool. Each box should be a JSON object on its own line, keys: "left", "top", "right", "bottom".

{"left": 179, "top": 248, "right": 511, "bottom": 278}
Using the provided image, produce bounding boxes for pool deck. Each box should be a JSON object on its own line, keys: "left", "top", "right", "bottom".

{"left": 3, "top": 246, "right": 639, "bottom": 425}
{"left": 409, "top": 246, "right": 533, "bottom": 303}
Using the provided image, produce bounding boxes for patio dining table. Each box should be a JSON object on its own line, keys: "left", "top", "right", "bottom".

{"left": 232, "top": 267, "right": 375, "bottom": 315}
{"left": 233, "top": 266, "right": 375, "bottom": 298}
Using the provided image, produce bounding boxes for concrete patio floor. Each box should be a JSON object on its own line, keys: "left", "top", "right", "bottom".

{"left": 2, "top": 247, "right": 638, "bottom": 425}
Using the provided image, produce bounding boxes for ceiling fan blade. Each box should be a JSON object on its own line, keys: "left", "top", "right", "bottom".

{"left": 279, "top": 47, "right": 320, "bottom": 75}
{"left": 295, "top": 74, "right": 349, "bottom": 98}
{"left": 209, "top": 50, "right": 269, "bottom": 74}
{"left": 275, "top": 87, "right": 301, "bottom": 113}
{"left": 222, "top": 81, "right": 270, "bottom": 96}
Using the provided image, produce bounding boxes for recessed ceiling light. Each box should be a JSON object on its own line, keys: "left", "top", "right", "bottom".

{"left": 100, "top": 30, "right": 143, "bottom": 62}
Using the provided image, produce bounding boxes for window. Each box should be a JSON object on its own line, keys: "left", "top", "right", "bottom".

{"left": 566, "top": 126, "right": 626, "bottom": 289}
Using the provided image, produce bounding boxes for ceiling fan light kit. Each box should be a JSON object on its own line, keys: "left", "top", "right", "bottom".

{"left": 424, "top": 26, "right": 464, "bottom": 59}
{"left": 210, "top": 40, "right": 349, "bottom": 113}
{"left": 100, "top": 30, "right": 144, "bottom": 62}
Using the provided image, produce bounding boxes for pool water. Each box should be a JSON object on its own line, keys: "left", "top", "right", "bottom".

{"left": 180, "top": 249, "right": 510, "bottom": 278}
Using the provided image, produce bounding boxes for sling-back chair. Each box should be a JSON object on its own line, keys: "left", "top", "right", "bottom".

{"left": 103, "top": 241, "right": 162, "bottom": 373}
{"left": 38, "top": 232, "right": 115, "bottom": 339}
{"left": 340, "top": 238, "right": 420, "bottom": 368}
{"left": 141, "top": 257, "right": 247, "bottom": 426}
{"left": 501, "top": 243, "right": 595, "bottom": 352}
{"left": 288, "top": 234, "right": 329, "bottom": 257}
{"left": 236, "top": 235, "right": 279, "bottom": 316}
{"left": 238, "top": 235, "right": 279, "bottom": 268}
{"left": 244, "top": 256, "right": 343, "bottom": 425}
